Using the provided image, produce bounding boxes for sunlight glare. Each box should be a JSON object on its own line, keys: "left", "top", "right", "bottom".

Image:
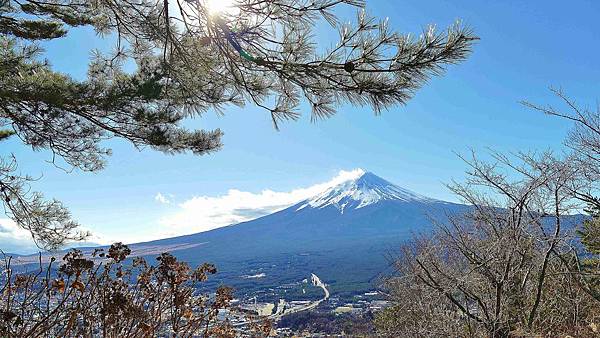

{"left": 205, "top": 0, "right": 236, "bottom": 16}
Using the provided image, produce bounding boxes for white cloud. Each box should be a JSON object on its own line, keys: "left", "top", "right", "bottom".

{"left": 0, "top": 218, "right": 109, "bottom": 255}
{"left": 1, "top": 169, "right": 366, "bottom": 253}
{"left": 0, "top": 218, "right": 39, "bottom": 254}
{"left": 155, "top": 192, "right": 172, "bottom": 204}
{"left": 158, "top": 168, "right": 365, "bottom": 237}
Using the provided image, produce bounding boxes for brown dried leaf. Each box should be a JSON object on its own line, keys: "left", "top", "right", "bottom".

{"left": 52, "top": 279, "right": 65, "bottom": 293}
{"left": 71, "top": 280, "right": 85, "bottom": 292}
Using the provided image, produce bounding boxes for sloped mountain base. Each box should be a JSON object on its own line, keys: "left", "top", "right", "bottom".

{"left": 131, "top": 172, "right": 468, "bottom": 297}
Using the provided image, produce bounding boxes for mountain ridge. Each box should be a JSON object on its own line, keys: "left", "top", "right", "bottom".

{"left": 297, "top": 171, "right": 438, "bottom": 214}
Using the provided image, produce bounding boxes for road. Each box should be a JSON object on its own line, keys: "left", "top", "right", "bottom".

{"left": 285, "top": 273, "right": 329, "bottom": 313}
{"left": 232, "top": 273, "right": 330, "bottom": 327}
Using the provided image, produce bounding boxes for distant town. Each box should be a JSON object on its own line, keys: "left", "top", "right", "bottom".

{"left": 224, "top": 273, "right": 390, "bottom": 336}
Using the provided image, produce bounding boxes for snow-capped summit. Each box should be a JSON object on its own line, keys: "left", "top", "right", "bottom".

{"left": 297, "top": 170, "right": 435, "bottom": 213}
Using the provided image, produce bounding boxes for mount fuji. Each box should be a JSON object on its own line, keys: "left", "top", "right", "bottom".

{"left": 297, "top": 171, "right": 435, "bottom": 212}
{"left": 11, "top": 171, "right": 469, "bottom": 297}
{"left": 124, "top": 171, "right": 469, "bottom": 296}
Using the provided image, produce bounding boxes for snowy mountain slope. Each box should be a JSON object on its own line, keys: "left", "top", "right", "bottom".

{"left": 297, "top": 171, "right": 436, "bottom": 213}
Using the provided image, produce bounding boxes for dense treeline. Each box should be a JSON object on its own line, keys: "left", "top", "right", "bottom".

{"left": 279, "top": 310, "right": 374, "bottom": 335}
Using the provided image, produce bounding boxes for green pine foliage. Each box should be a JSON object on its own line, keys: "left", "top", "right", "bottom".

{"left": 580, "top": 200, "right": 600, "bottom": 254}
{"left": 0, "top": 129, "right": 15, "bottom": 141}
{"left": 0, "top": 0, "right": 476, "bottom": 250}
{"left": 576, "top": 201, "right": 600, "bottom": 303}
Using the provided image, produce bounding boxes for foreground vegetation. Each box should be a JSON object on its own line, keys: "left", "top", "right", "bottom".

{"left": 2, "top": 1, "right": 599, "bottom": 337}
{"left": 376, "top": 91, "right": 600, "bottom": 337}
{"left": 0, "top": 243, "right": 270, "bottom": 337}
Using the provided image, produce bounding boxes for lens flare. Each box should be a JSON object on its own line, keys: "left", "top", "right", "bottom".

{"left": 205, "top": 0, "right": 235, "bottom": 15}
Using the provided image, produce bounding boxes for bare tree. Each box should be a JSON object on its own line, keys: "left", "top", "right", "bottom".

{"left": 522, "top": 88, "right": 600, "bottom": 303}
{"left": 378, "top": 91, "right": 600, "bottom": 337}
{"left": 522, "top": 88, "right": 600, "bottom": 210}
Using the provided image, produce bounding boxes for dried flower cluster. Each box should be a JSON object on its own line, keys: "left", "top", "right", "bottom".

{"left": 0, "top": 243, "right": 270, "bottom": 337}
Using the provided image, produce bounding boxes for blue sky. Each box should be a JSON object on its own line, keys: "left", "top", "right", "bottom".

{"left": 2, "top": 0, "right": 600, "bottom": 253}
